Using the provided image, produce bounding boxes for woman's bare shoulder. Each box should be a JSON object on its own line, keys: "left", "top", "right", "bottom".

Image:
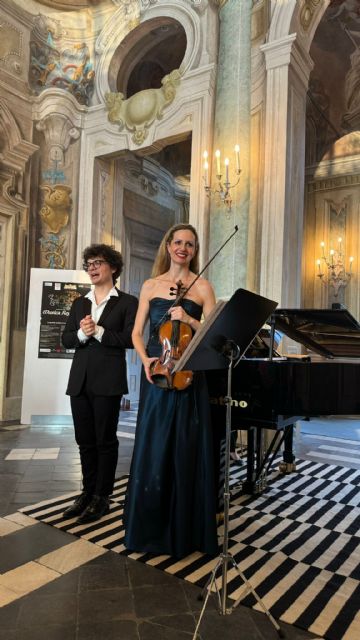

{"left": 195, "top": 276, "right": 215, "bottom": 295}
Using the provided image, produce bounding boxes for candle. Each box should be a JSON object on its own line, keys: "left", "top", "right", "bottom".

{"left": 330, "top": 249, "right": 334, "bottom": 264}
{"left": 225, "top": 157, "right": 229, "bottom": 184}
{"left": 350, "top": 256, "right": 354, "bottom": 271}
{"left": 204, "top": 160, "right": 209, "bottom": 187}
{"left": 215, "top": 149, "right": 221, "bottom": 176}
{"left": 316, "top": 259, "right": 321, "bottom": 272}
{"left": 234, "top": 144, "right": 240, "bottom": 173}
{"left": 320, "top": 241, "right": 325, "bottom": 257}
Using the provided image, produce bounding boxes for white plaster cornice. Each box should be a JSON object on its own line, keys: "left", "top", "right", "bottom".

{"left": 260, "top": 33, "right": 297, "bottom": 70}
{"left": 0, "top": 0, "right": 35, "bottom": 30}
{"left": 31, "top": 89, "right": 88, "bottom": 130}
{"left": 0, "top": 98, "right": 38, "bottom": 173}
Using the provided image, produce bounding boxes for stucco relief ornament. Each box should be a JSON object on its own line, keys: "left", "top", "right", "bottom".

{"left": 105, "top": 69, "right": 181, "bottom": 145}
{"left": 300, "top": 0, "right": 322, "bottom": 31}
{"left": 39, "top": 184, "right": 72, "bottom": 234}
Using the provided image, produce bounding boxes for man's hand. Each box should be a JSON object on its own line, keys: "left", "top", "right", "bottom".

{"left": 80, "top": 314, "right": 96, "bottom": 337}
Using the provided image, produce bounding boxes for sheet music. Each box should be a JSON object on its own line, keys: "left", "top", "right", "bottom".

{"left": 172, "top": 300, "right": 227, "bottom": 372}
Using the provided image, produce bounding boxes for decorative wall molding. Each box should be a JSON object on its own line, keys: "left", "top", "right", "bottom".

{"left": 35, "top": 113, "right": 80, "bottom": 166}
{"left": 0, "top": 20, "right": 23, "bottom": 67}
{"left": 0, "top": 99, "right": 38, "bottom": 173}
{"left": 105, "top": 69, "right": 181, "bottom": 145}
{"left": 308, "top": 174, "right": 360, "bottom": 192}
{"left": 300, "top": 0, "right": 323, "bottom": 31}
{"left": 95, "top": 0, "right": 206, "bottom": 103}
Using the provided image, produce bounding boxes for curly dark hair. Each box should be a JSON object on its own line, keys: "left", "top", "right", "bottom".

{"left": 83, "top": 244, "right": 123, "bottom": 285}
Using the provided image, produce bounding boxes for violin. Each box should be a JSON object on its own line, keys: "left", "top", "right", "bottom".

{"left": 149, "top": 280, "right": 194, "bottom": 391}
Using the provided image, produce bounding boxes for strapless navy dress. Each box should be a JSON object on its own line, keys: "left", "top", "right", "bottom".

{"left": 124, "top": 298, "right": 218, "bottom": 558}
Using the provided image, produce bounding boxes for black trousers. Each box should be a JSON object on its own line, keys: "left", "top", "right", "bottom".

{"left": 70, "top": 388, "right": 122, "bottom": 496}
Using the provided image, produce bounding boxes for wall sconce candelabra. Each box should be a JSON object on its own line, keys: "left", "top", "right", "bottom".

{"left": 202, "top": 145, "right": 241, "bottom": 212}
{"left": 316, "top": 238, "right": 354, "bottom": 297}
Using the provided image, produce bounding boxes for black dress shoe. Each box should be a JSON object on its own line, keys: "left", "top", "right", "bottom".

{"left": 63, "top": 492, "right": 93, "bottom": 519}
{"left": 76, "top": 495, "right": 110, "bottom": 524}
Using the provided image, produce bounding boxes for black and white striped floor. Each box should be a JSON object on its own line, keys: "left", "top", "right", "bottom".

{"left": 18, "top": 455, "right": 360, "bottom": 640}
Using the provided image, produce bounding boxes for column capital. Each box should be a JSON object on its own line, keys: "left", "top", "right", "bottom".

{"left": 260, "top": 33, "right": 297, "bottom": 70}
{"left": 261, "top": 33, "right": 313, "bottom": 88}
{"left": 35, "top": 113, "right": 80, "bottom": 166}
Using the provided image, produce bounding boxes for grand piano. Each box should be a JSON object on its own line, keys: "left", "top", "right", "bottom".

{"left": 207, "top": 305, "right": 360, "bottom": 494}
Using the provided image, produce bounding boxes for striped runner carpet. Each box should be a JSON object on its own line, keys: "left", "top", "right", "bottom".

{"left": 20, "top": 458, "right": 360, "bottom": 640}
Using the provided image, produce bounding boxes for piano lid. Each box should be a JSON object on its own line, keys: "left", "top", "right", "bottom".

{"left": 273, "top": 306, "right": 360, "bottom": 358}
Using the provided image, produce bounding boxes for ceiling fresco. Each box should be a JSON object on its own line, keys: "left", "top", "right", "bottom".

{"left": 307, "top": 0, "right": 360, "bottom": 161}
{"left": 32, "top": 0, "right": 103, "bottom": 9}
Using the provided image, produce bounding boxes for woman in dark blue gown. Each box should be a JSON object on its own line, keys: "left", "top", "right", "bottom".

{"left": 124, "top": 224, "right": 218, "bottom": 559}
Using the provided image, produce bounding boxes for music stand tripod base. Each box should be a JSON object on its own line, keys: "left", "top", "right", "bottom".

{"left": 192, "top": 348, "right": 285, "bottom": 640}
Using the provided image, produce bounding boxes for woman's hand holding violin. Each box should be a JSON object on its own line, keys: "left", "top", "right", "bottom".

{"left": 169, "top": 306, "right": 199, "bottom": 331}
{"left": 142, "top": 356, "right": 158, "bottom": 384}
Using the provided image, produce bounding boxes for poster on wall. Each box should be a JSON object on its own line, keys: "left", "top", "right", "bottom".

{"left": 38, "top": 281, "right": 90, "bottom": 359}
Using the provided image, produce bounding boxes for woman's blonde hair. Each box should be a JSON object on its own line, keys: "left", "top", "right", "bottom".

{"left": 151, "top": 223, "right": 200, "bottom": 278}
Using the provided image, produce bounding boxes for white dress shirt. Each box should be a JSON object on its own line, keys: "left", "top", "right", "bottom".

{"left": 77, "top": 287, "right": 118, "bottom": 343}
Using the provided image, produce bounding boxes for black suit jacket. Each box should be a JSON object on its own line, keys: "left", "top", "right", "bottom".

{"left": 62, "top": 289, "right": 138, "bottom": 396}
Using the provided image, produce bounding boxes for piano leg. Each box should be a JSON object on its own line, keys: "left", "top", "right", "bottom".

{"left": 242, "top": 427, "right": 267, "bottom": 495}
{"left": 279, "top": 424, "right": 297, "bottom": 473}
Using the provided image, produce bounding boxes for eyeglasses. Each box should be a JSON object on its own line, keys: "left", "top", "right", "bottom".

{"left": 83, "top": 259, "right": 108, "bottom": 271}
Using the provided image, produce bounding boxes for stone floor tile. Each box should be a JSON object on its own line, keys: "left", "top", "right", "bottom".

{"left": 133, "top": 583, "right": 190, "bottom": 619}
{"left": 0, "top": 584, "right": 19, "bottom": 607}
{"left": 0, "top": 561, "right": 59, "bottom": 596}
{"left": 4, "top": 512, "right": 37, "bottom": 527}
{"left": 78, "top": 552, "right": 128, "bottom": 591}
{"left": 77, "top": 619, "right": 138, "bottom": 640}
{"left": 38, "top": 539, "right": 107, "bottom": 574}
{"left": 77, "top": 587, "right": 135, "bottom": 623}
{"left": 17, "top": 592, "right": 77, "bottom": 627}
{"left": 138, "top": 621, "right": 194, "bottom": 639}
{"left": 29, "top": 567, "right": 80, "bottom": 596}
{"left": 150, "top": 613, "right": 197, "bottom": 634}
{"left": 0, "top": 523, "right": 74, "bottom": 572}
{"left": 14, "top": 624, "right": 77, "bottom": 640}
{"left": 0, "top": 517, "right": 23, "bottom": 536}
{"left": 127, "top": 557, "right": 180, "bottom": 588}
{"left": 0, "top": 599, "right": 21, "bottom": 628}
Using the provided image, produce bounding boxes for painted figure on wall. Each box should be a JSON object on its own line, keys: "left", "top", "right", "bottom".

{"left": 30, "top": 27, "right": 95, "bottom": 105}
{"left": 38, "top": 184, "right": 72, "bottom": 269}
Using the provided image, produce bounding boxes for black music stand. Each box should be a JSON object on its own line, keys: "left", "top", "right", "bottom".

{"left": 174, "top": 289, "right": 283, "bottom": 639}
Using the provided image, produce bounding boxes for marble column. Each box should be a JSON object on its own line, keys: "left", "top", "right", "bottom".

{"left": 209, "top": 0, "right": 252, "bottom": 299}
{"left": 259, "top": 35, "right": 313, "bottom": 307}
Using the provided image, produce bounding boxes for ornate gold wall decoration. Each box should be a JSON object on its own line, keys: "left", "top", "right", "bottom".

{"left": 300, "top": 0, "right": 322, "bottom": 31}
{"left": 39, "top": 184, "right": 72, "bottom": 234}
{"left": 39, "top": 234, "right": 67, "bottom": 269}
{"left": 105, "top": 69, "right": 181, "bottom": 145}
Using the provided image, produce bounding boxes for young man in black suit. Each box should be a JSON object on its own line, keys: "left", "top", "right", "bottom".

{"left": 62, "top": 244, "right": 138, "bottom": 523}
